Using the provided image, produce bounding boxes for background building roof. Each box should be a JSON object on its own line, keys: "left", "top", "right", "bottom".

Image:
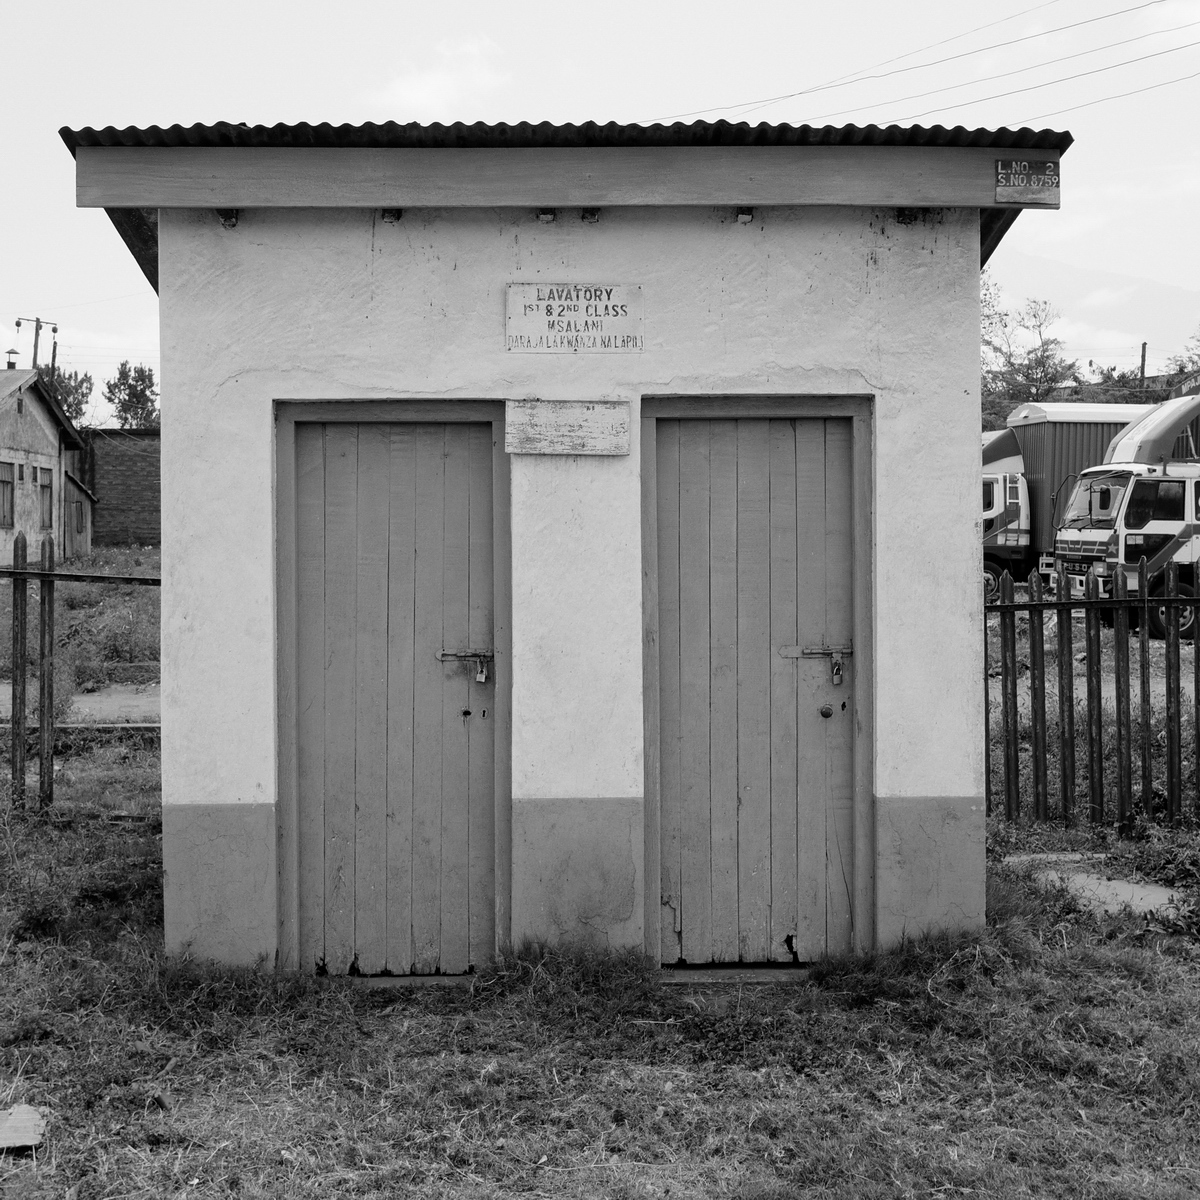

{"left": 0, "top": 369, "right": 84, "bottom": 451}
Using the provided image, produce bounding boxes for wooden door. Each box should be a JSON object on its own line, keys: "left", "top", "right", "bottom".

{"left": 295, "top": 422, "right": 495, "bottom": 975}
{"left": 657, "top": 418, "right": 854, "bottom": 964}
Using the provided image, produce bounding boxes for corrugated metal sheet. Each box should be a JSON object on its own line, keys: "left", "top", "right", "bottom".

{"left": 1014, "top": 421, "right": 1132, "bottom": 553}
{"left": 59, "top": 119, "right": 1073, "bottom": 155}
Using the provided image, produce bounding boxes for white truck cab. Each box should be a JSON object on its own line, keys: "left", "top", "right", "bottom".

{"left": 1055, "top": 387, "right": 1200, "bottom": 635}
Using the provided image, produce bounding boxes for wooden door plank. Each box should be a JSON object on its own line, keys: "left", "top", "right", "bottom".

{"left": 322, "top": 424, "right": 359, "bottom": 973}
{"left": 824, "top": 419, "right": 856, "bottom": 955}
{"left": 411, "top": 428, "right": 447, "bottom": 973}
{"left": 794, "top": 420, "right": 828, "bottom": 959}
{"left": 440, "top": 426, "right": 473, "bottom": 974}
{"left": 677, "top": 421, "right": 713, "bottom": 963}
{"left": 768, "top": 420, "right": 800, "bottom": 961}
{"left": 295, "top": 424, "right": 326, "bottom": 970}
{"left": 656, "top": 422, "right": 684, "bottom": 962}
{"left": 385, "top": 426, "right": 419, "bottom": 973}
{"left": 735, "top": 420, "right": 773, "bottom": 961}
{"left": 490, "top": 428, "right": 513, "bottom": 958}
{"left": 277, "top": 417, "right": 300, "bottom": 970}
{"left": 353, "top": 425, "right": 391, "bottom": 973}
{"left": 707, "top": 421, "right": 739, "bottom": 962}
{"left": 467, "top": 423, "right": 496, "bottom": 969}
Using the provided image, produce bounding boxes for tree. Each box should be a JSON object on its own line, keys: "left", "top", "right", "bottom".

{"left": 37, "top": 365, "right": 93, "bottom": 424}
{"left": 1168, "top": 326, "right": 1200, "bottom": 379}
{"left": 981, "top": 278, "right": 1080, "bottom": 430}
{"left": 103, "top": 361, "right": 160, "bottom": 429}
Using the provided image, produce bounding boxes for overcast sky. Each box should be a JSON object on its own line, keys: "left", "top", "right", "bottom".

{"left": 4, "top": 0, "right": 1199, "bottom": 423}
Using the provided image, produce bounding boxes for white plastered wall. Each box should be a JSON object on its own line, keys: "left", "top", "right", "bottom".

{"left": 157, "top": 203, "right": 983, "bottom": 962}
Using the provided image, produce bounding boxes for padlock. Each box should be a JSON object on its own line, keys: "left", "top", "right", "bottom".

{"left": 476, "top": 660, "right": 488, "bottom": 684}
{"left": 831, "top": 656, "right": 844, "bottom": 685}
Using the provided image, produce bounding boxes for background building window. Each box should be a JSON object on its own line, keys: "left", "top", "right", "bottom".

{"left": 0, "top": 463, "right": 12, "bottom": 529}
{"left": 39, "top": 468, "right": 53, "bottom": 529}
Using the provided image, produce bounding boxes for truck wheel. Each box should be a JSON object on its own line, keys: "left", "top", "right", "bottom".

{"left": 983, "top": 561, "right": 1004, "bottom": 604}
{"left": 1148, "top": 585, "right": 1195, "bottom": 640}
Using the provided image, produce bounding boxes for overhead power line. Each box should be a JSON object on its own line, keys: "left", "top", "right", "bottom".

{"left": 1011, "top": 65, "right": 1200, "bottom": 121}
{"left": 793, "top": 17, "right": 1200, "bottom": 124}
{"left": 876, "top": 36, "right": 1200, "bottom": 124}
{"left": 646, "top": 0, "right": 1068, "bottom": 122}
{"left": 652, "top": 0, "right": 1169, "bottom": 123}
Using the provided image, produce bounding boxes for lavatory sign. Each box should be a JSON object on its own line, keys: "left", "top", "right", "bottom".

{"left": 506, "top": 284, "right": 644, "bottom": 352}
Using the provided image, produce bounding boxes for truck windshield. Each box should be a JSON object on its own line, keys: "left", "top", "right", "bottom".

{"left": 1060, "top": 474, "right": 1130, "bottom": 529}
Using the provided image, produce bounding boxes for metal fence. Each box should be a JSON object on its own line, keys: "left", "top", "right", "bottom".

{"left": 986, "top": 557, "right": 1197, "bottom": 830}
{"left": 1, "top": 532, "right": 160, "bottom": 809}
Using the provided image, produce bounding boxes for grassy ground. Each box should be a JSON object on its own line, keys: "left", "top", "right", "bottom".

{"left": 0, "top": 546, "right": 160, "bottom": 721}
{"left": 3, "top": 757, "right": 1200, "bottom": 1197}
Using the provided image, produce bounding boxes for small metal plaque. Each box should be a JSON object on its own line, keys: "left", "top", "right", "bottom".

{"left": 505, "top": 400, "right": 630, "bottom": 456}
{"left": 506, "top": 284, "right": 644, "bottom": 353}
{"left": 995, "top": 159, "right": 1061, "bottom": 207}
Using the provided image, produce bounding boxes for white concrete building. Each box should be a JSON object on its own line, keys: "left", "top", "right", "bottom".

{"left": 62, "top": 120, "right": 1069, "bottom": 971}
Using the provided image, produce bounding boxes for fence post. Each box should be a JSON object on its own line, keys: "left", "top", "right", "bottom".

{"left": 1139, "top": 557, "right": 1153, "bottom": 817}
{"left": 983, "top": 593, "right": 992, "bottom": 817}
{"left": 1000, "top": 571, "right": 1020, "bottom": 821}
{"left": 10, "top": 533, "right": 26, "bottom": 809}
{"left": 1166, "top": 560, "right": 1181, "bottom": 823}
{"left": 1085, "top": 569, "right": 1104, "bottom": 823}
{"left": 38, "top": 536, "right": 55, "bottom": 809}
{"left": 1114, "top": 568, "right": 1132, "bottom": 834}
{"left": 1029, "top": 572, "right": 1048, "bottom": 821}
{"left": 1194, "top": 577, "right": 1200, "bottom": 820}
{"left": 1057, "top": 563, "right": 1075, "bottom": 826}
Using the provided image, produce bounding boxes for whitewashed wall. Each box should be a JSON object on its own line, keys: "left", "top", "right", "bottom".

{"left": 158, "top": 204, "right": 983, "bottom": 963}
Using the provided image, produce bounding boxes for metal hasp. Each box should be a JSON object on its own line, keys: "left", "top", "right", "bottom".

{"left": 438, "top": 648, "right": 495, "bottom": 683}
{"left": 779, "top": 643, "right": 854, "bottom": 685}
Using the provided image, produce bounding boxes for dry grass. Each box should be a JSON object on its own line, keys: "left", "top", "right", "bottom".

{"left": 4, "top": 757, "right": 1200, "bottom": 1197}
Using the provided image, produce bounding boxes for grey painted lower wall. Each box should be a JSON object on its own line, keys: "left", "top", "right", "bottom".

{"left": 512, "top": 796, "right": 644, "bottom": 949}
{"left": 163, "top": 802, "right": 276, "bottom": 965}
{"left": 874, "top": 795, "right": 985, "bottom": 948}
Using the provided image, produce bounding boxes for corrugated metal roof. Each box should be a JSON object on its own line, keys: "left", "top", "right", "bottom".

{"left": 59, "top": 119, "right": 1073, "bottom": 155}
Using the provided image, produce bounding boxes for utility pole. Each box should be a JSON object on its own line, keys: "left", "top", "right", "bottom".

{"left": 14, "top": 317, "right": 59, "bottom": 371}
{"left": 1140, "top": 341, "right": 1147, "bottom": 390}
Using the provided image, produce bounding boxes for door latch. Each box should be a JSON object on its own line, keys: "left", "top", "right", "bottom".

{"left": 780, "top": 643, "right": 853, "bottom": 686}
{"left": 438, "top": 649, "right": 495, "bottom": 683}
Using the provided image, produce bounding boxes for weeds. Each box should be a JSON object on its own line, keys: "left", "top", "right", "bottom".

{"left": 4, "top": 755, "right": 1200, "bottom": 1196}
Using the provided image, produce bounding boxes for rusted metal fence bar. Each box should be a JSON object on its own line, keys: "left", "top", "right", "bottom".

{"left": 38, "top": 538, "right": 55, "bottom": 809}
{"left": 1166, "top": 561, "right": 1182, "bottom": 822}
{"left": 999, "top": 571, "right": 1020, "bottom": 820}
{"left": 1085, "top": 570, "right": 1104, "bottom": 824}
{"left": 986, "top": 556, "right": 1194, "bottom": 831}
{"left": 1195, "top": 592, "right": 1200, "bottom": 821}
{"left": 1028, "top": 572, "right": 1048, "bottom": 821}
{"left": 1139, "top": 558, "right": 1152, "bottom": 817}
{"left": 1057, "top": 564, "right": 1075, "bottom": 825}
{"left": 983, "top": 603, "right": 992, "bottom": 817}
{"left": 1113, "top": 568, "right": 1132, "bottom": 834}
{"left": 10, "top": 533, "right": 26, "bottom": 809}
{"left": 7, "top": 539, "right": 161, "bottom": 809}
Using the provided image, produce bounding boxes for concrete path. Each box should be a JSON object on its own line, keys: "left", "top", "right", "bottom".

{"left": 1005, "top": 852, "right": 1179, "bottom": 917}
{"left": 0, "top": 682, "right": 160, "bottom": 724}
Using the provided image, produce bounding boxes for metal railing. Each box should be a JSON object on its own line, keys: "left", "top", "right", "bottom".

{"left": 986, "top": 557, "right": 1196, "bottom": 829}
{"left": 1, "top": 532, "right": 160, "bottom": 809}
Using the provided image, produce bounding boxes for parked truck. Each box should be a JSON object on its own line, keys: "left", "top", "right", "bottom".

{"left": 1053, "top": 382, "right": 1200, "bottom": 637}
{"left": 983, "top": 402, "right": 1154, "bottom": 600}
